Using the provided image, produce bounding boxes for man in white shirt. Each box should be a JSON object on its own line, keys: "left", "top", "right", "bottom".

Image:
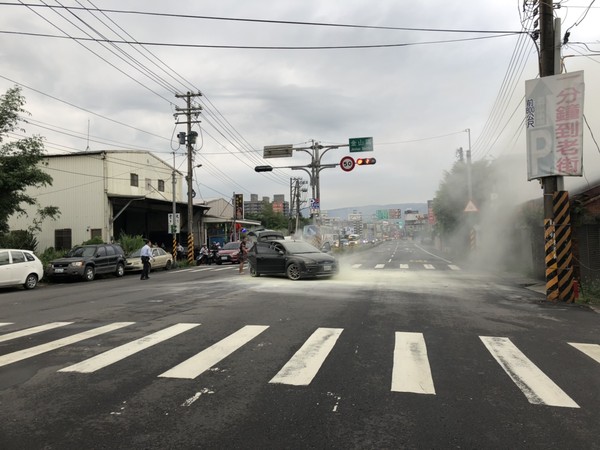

{"left": 140, "top": 239, "right": 153, "bottom": 280}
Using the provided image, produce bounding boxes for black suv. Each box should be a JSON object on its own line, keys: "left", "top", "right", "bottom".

{"left": 47, "top": 244, "right": 126, "bottom": 281}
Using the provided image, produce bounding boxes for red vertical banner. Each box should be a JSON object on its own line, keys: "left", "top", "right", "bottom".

{"left": 234, "top": 193, "right": 244, "bottom": 220}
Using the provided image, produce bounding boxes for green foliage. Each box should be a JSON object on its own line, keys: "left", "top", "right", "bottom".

{"left": 578, "top": 279, "right": 600, "bottom": 305}
{"left": 0, "top": 229, "right": 38, "bottom": 251}
{"left": 0, "top": 86, "right": 59, "bottom": 233}
{"left": 39, "top": 247, "right": 67, "bottom": 267}
{"left": 432, "top": 159, "right": 495, "bottom": 236}
{"left": 82, "top": 236, "right": 104, "bottom": 245}
{"left": 246, "top": 202, "right": 289, "bottom": 233}
{"left": 117, "top": 232, "right": 145, "bottom": 255}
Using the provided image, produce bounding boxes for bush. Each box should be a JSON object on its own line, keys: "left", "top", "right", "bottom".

{"left": 39, "top": 247, "right": 67, "bottom": 267}
{"left": 117, "top": 232, "right": 145, "bottom": 255}
{"left": 0, "top": 230, "right": 38, "bottom": 251}
{"left": 578, "top": 279, "right": 600, "bottom": 305}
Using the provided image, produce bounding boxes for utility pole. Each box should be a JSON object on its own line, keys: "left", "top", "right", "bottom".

{"left": 174, "top": 91, "right": 202, "bottom": 265}
{"left": 171, "top": 151, "right": 178, "bottom": 265}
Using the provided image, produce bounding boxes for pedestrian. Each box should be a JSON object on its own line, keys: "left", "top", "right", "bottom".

{"left": 176, "top": 242, "right": 184, "bottom": 260}
{"left": 238, "top": 236, "right": 248, "bottom": 274}
{"left": 197, "top": 244, "right": 209, "bottom": 265}
{"left": 140, "top": 239, "right": 153, "bottom": 280}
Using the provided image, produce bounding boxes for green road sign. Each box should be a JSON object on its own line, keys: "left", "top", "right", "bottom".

{"left": 349, "top": 137, "right": 373, "bottom": 153}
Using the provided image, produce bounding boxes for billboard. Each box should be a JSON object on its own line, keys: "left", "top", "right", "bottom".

{"left": 234, "top": 193, "right": 244, "bottom": 220}
{"left": 525, "top": 71, "right": 584, "bottom": 180}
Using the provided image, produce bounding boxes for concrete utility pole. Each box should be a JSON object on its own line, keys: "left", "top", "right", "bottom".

{"left": 174, "top": 91, "right": 202, "bottom": 265}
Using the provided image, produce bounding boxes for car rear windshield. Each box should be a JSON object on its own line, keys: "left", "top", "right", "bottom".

{"left": 283, "top": 241, "right": 320, "bottom": 254}
{"left": 222, "top": 242, "right": 239, "bottom": 250}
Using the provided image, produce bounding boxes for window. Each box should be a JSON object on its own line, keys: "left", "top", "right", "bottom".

{"left": 106, "top": 246, "right": 115, "bottom": 256}
{"left": 0, "top": 251, "right": 9, "bottom": 266}
{"left": 11, "top": 251, "right": 26, "bottom": 263}
{"left": 96, "top": 246, "right": 107, "bottom": 257}
{"left": 130, "top": 173, "right": 139, "bottom": 187}
{"left": 55, "top": 229, "right": 72, "bottom": 250}
{"left": 91, "top": 228, "right": 102, "bottom": 240}
{"left": 158, "top": 179, "right": 165, "bottom": 192}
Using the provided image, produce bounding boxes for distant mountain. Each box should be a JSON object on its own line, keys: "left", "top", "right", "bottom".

{"left": 323, "top": 203, "right": 428, "bottom": 220}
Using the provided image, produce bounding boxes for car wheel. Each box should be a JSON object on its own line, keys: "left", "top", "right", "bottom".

{"left": 250, "top": 265, "right": 260, "bottom": 277}
{"left": 286, "top": 263, "right": 302, "bottom": 281}
{"left": 115, "top": 263, "right": 125, "bottom": 277}
{"left": 83, "top": 266, "right": 95, "bottom": 281}
{"left": 23, "top": 273, "right": 38, "bottom": 289}
{"left": 165, "top": 260, "right": 172, "bottom": 270}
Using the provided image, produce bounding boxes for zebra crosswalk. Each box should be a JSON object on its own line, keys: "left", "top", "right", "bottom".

{"left": 0, "top": 321, "right": 598, "bottom": 409}
{"left": 351, "top": 263, "right": 461, "bottom": 271}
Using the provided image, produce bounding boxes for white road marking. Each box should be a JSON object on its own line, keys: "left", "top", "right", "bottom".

{"left": 181, "top": 388, "right": 214, "bottom": 407}
{"left": 159, "top": 325, "right": 269, "bottom": 379}
{"left": 391, "top": 332, "right": 435, "bottom": 395}
{"left": 191, "top": 267, "right": 213, "bottom": 272}
{"left": 214, "top": 267, "right": 233, "bottom": 271}
{"left": 413, "top": 243, "right": 453, "bottom": 264}
{"left": 0, "top": 322, "right": 135, "bottom": 368}
{"left": 448, "top": 265, "right": 461, "bottom": 271}
{"left": 424, "top": 264, "right": 435, "bottom": 270}
{"left": 270, "top": 328, "right": 343, "bottom": 386}
{"left": 176, "top": 269, "right": 194, "bottom": 273}
{"left": 480, "top": 336, "right": 579, "bottom": 408}
{"left": 351, "top": 264, "right": 362, "bottom": 269}
{"left": 59, "top": 323, "right": 200, "bottom": 373}
{"left": 374, "top": 264, "right": 385, "bottom": 269}
{"left": 399, "top": 264, "right": 409, "bottom": 269}
{"left": 388, "top": 259, "right": 392, "bottom": 263}
{"left": 0, "top": 322, "right": 73, "bottom": 343}
{"left": 568, "top": 342, "right": 600, "bottom": 364}
{"left": 0, "top": 323, "right": 13, "bottom": 328}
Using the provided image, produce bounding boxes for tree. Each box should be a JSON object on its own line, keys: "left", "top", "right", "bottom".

{"left": 0, "top": 86, "right": 59, "bottom": 235}
{"left": 246, "top": 202, "right": 289, "bottom": 231}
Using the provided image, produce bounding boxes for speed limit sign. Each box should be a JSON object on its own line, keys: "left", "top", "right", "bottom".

{"left": 340, "top": 156, "right": 355, "bottom": 172}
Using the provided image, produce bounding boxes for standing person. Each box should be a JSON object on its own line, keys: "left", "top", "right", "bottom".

{"left": 238, "top": 236, "right": 248, "bottom": 274}
{"left": 176, "top": 242, "right": 184, "bottom": 261}
{"left": 140, "top": 239, "right": 153, "bottom": 280}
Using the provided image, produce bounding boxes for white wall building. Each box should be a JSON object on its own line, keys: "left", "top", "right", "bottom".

{"left": 9, "top": 150, "right": 210, "bottom": 251}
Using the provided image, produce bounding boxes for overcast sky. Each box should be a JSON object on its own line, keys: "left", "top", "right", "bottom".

{"left": 1, "top": 1, "right": 599, "bottom": 212}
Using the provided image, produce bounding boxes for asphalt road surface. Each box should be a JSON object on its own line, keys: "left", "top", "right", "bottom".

{"left": 0, "top": 240, "right": 598, "bottom": 449}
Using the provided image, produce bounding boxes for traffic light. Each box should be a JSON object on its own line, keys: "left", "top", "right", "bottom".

{"left": 356, "top": 157, "right": 376, "bottom": 166}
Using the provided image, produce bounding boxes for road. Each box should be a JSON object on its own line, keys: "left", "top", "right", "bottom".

{"left": 0, "top": 240, "right": 598, "bottom": 449}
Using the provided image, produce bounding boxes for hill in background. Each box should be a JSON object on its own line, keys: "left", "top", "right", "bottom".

{"left": 324, "top": 203, "right": 428, "bottom": 220}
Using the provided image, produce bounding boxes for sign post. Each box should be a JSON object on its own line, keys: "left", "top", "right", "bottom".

{"left": 340, "top": 156, "right": 355, "bottom": 172}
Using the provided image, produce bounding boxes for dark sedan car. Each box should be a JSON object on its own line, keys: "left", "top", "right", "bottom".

{"left": 248, "top": 239, "right": 338, "bottom": 280}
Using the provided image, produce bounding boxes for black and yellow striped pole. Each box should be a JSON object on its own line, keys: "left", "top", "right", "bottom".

{"left": 544, "top": 219, "right": 559, "bottom": 302}
{"left": 553, "top": 191, "right": 575, "bottom": 302}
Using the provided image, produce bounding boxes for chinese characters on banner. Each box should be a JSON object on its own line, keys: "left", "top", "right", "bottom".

{"left": 525, "top": 71, "right": 584, "bottom": 180}
{"left": 234, "top": 193, "right": 244, "bottom": 220}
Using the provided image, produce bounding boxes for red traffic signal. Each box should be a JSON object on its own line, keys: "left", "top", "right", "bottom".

{"left": 356, "top": 157, "right": 376, "bottom": 166}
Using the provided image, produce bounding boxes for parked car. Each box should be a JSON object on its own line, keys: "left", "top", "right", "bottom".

{"left": 125, "top": 247, "right": 173, "bottom": 272}
{"left": 247, "top": 239, "right": 339, "bottom": 280}
{"left": 216, "top": 241, "right": 241, "bottom": 265}
{"left": 47, "top": 244, "right": 126, "bottom": 282}
{"left": 0, "top": 249, "right": 44, "bottom": 289}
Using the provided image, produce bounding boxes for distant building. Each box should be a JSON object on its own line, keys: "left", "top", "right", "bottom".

{"left": 244, "top": 194, "right": 289, "bottom": 217}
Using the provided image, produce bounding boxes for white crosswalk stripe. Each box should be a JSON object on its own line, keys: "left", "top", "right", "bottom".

{"left": 59, "top": 323, "right": 200, "bottom": 373}
{"left": 448, "top": 265, "right": 461, "bottom": 270}
{"left": 0, "top": 322, "right": 72, "bottom": 344}
{"left": 0, "top": 321, "right": 597, "bottom": 410}
{"left": 270, "top": 328, "right": 343, "bottom": 386}
{"left": 0, "top": 323, "right": 13, "bottom": 328}
{"left": 159, "top": 325, "right": 269, "bottom": 380}
{"left": 0, "top": 322, "right": 134, "bottom": 368}
{"left": 424, "top": 264, "right": 435, "bottom": 270}
{"left": 399, "top": 264, "right": 409, "bottom": 269}
{"left": 569, "top": 342, "right": 600, "bottom": 364}
{"left": 480, "top": 336, "right": 579, "bottom": 408}
{"left": 374, "top": 264, "right": 385, "bottom": 269}
{"left": 351, "top": 264, "right": 362, "bottom": 269}
{"left": 391, "top": 332, "right": 435, "bottom": 394}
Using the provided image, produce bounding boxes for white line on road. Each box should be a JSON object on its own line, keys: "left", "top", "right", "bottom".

{"left": 568, "top": 342, "right": 600, "bottom": 364}
{"left": 59, "top": 323, "right": 201, "bottom": 373}
{"left": 391, "top": 332, "right": 436, "bottom": 395}
{"left": 448, "top": 265, "right": 461, "bottom": 271}
{"left": 0, "top": 322, "right": 135, "bottom": 368}
{"left": 480, "top": 336, "right": 579, "bottom": 408}
{"left": 0, "top": 322, "right": 73, "bottom": 343}
{"left": 413, "top": 243, "right": 453, "bottom": 264}
{"left": 191, "top": 267, "right": 213, "bottom": 272}
{"left": 424, "top": 264, "right": 435, "bottom": 270}
{"left": 158, "top": 325, "right": 269, "bottom": 379}
{"left": 0, "top": 323, "right": 13, "bottom": 328}
{"left": 270, "top": 327, "right": 343, "bottom": 386}
{"left": 374, "top": 264, "right": 385, "bottom": 269}
{"left": 399, "top": 264, "right": 409, "bottom": 269}
{"left": 351, "top": 264, "right": 362, "bottom": 269}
